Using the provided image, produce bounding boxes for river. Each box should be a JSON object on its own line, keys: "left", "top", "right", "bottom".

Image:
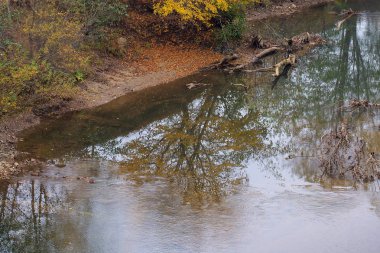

{"left": 1, "top": 0, "right": 380, "bottom": 252}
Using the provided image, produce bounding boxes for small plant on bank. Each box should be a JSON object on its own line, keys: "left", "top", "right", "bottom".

{"left": 215, "top": 3, "right": 247, "bottom": 51}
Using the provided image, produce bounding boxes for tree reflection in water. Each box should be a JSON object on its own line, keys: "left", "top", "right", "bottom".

{"left": 241, "top": 9, "right": 380, "bottom": 183}
{"left": 1, "top": 2, "right": 380, "bottom": 253}
{"left": 118, "top": 87, "right": 266, "bottom": 205}
{"left": 0, "top": 181, "right": 73, "bottom": 252}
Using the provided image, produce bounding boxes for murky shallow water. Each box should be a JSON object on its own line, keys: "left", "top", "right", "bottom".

{"left": 2, "top": 1, "right": 380, "bottom": 252}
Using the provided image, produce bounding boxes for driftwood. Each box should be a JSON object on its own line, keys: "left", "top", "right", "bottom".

{"left": 201, "top": 32, "right": 325, "bottom": 76}
{"left": 338, "top": 8, "right": 354, "bottom": 17}
{"left": 336, "top": 13, "right": 356, "bottom": 29}
{"left": 272, "top": 64, "right": 292, "bottom": 89}
{"left": 336, "top": 9, "right": 359, "bottom": 29}
{"left": 219, "top": 54, "right": 239, "bottom": 66}
{"left": 252, "top": 47, "right": 281, "bottom": 64}
{"left": 225, "top": 64, "right": 246, "bottom": 73}
{"left": 204, "top": 54, "right": 240, "bottom": 71}
{"left": 273, "top": 54, "right": 296, "bottom": 77}
{"left": 245, "top": 67, "right": 275, "bottom": 73}
{"left": 245, "top": 54, "right": 296, "bottom": 77}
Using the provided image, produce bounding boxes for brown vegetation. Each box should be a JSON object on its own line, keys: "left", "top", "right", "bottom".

{"left": 319, "top": 120, "right": 380, "bottom": 183}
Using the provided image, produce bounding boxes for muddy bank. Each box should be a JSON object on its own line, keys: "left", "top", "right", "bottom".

{"left": 248, "top": 0, "right": 335, "bottom": 21}
{"left": 0, "top": 0, "right": 337, "bottom": 180}
{"left": 0, "top": 45, "right": 221, "bottom": 180}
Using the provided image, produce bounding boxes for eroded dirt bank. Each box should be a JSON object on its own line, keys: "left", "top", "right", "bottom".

{"left": 0, "top": 45, "right": 221, "bottom": 179}
{"left": 248, "top": 0, "right": 336, "bottom": 21}
{"left": 0, "top": 0, "right": 335, "bottom": 180}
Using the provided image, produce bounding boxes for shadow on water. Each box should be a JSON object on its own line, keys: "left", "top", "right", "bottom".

{"left": 2, "top": 0, "right": 380, "bottom": 252}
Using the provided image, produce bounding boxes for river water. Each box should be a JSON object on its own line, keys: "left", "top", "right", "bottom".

{"left": 2, "top": 1, "right": 380, "bottom": 252}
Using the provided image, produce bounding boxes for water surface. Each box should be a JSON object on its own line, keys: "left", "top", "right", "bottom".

{"left": 2, "top": 1, "right": 380, "bottom": 252}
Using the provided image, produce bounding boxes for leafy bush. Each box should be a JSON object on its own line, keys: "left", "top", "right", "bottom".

{"left": 215, "top": 3, "right": 247, "bottom": 50}
{"left": 0, "top": 43, "right": 78, "bottom": 115}
{"left": 153, "top": 0, "right": 256, "bottom": 25}
{"left": 77, "top": 0, "right": 128, "bottom": 35}
{"left": 0, "top": 0, "right": 129, "bottom": 116}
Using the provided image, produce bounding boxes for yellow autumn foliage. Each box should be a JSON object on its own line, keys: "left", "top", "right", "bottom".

{"left": 21, "top": 1, "right": 90, "bottom": 73}
{"left": 153, "top": 0, "right": 258, "bottom": 24}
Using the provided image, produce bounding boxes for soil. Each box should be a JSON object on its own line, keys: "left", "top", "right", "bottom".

{"left": 0, "top": 0, "right": 335, "bottom": 180}
{"left": 248, "top": 0, "right": 335, "bottom": 21}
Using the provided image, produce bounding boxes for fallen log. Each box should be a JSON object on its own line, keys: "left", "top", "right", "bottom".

{"left": 338, "top": 8, "right": 354, "bottom": 17}
{"left": 219, "top": 53, "right": 239, "bottom": 66}
{"left": 252, "top": 47, "right": 281, "bottom": 64}
{"left": 336, "top": 13, "right": 357, "bottom": 29}
{"left": 203, "top": 32, "right": 324, "bottom": 74}
{"left": 336, "top": 9, "right": 359, "bottom": 29}
{"left": 201, "top": 54, "right": 239, "bottom": 71}
{"left": 244, "top": 67, "right": 274, "bottom": 73}
{"left": 224, "top": 64, "right": 246, "bottom": 73}
{"left": 272, "top": 64, "right": 292, "bottom": 89}
{"left": 273, "top": 54, "right": 296, "bottom": 77}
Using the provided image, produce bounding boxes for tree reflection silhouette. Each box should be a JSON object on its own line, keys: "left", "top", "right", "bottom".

{"left": 237, "top": 9, "right": 380, "bottom": 183}
{"left": 118, "top": 87, "right": 266, "bottom": 205}
{"left": 0, "top": 181, "right": 59, "bottom": 252}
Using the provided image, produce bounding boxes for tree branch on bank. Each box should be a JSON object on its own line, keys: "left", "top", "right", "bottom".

{"left": 252, "top": 47, "right": 282, "bottom": 64}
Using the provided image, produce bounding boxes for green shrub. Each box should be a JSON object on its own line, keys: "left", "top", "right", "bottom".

{"left": 215, "top": 4, "right": 247, "bottom": 51}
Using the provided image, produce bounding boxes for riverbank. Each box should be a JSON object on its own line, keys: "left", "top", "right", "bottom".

{"left": 0, "top": 44, "right": 222, "bottom": 179}
{"left": 247, "top": 0, "right": 336, "bottom": 21}
{"left": 0, "top": 0, "right": 336, "bottom": 180}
